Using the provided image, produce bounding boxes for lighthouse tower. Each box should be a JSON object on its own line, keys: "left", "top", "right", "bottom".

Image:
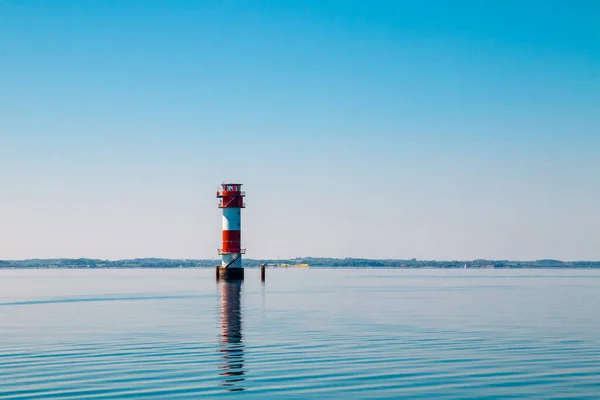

{"left": 217, "top": 183, "right": 245, "bottom": 280}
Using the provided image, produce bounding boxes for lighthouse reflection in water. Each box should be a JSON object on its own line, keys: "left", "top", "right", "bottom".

{"left": 219, "top": 281, "right": 245, "bottom": 391}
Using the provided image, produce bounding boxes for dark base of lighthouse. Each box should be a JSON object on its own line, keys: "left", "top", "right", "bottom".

{"left": 217, "top": 267, "right": 244, "bottom": 281}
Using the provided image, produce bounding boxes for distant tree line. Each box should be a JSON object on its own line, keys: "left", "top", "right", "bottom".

{"left": 1, "top": 257, "right": 599, "bottom": 269}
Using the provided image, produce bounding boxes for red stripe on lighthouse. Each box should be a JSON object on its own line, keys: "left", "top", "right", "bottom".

{"left": 222, "top": 230, "right": 241, "bottom": 252}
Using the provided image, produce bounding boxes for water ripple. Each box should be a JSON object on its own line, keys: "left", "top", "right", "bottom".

{"left": 1, "top": 269, "right": 599, "bottom": 398}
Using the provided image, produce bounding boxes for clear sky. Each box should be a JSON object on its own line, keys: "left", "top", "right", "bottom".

{"left": 1, "top": 0, "right": 598, "bottom": 261}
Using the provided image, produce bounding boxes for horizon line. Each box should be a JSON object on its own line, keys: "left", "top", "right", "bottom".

{"left": 2, "top": 257, "right": 599, "bottom": 263}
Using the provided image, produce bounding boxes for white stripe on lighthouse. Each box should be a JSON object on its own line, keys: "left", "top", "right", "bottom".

{"left": 222, "top": 253, "right": 242, "bottom": 268}
{"left": 222, "top": 207, "right": 241, "bottom": 231}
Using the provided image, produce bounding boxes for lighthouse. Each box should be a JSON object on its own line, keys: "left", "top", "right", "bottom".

{"left": 217, "top": 183, "right": 245, "bottom": 280}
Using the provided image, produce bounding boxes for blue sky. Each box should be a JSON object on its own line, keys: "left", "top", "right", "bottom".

{"left": 1, "top": 0, "right": 598, "bottom": 260}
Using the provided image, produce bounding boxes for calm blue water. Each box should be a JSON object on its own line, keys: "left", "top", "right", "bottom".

{"left": 1, "top": 268, "right": 599, "bottom": 399}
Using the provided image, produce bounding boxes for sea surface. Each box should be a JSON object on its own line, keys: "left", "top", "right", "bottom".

{"left": 1, "top": 268, "right": 599, "bottom": 399}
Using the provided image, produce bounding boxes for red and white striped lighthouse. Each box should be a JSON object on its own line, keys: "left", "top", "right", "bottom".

{"left": 216, "top": 183, "right": 245, "bottom": 280}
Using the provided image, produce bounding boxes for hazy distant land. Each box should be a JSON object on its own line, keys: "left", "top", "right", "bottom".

{"left": 1, "top": 258, "right": 598, "bottom": 269}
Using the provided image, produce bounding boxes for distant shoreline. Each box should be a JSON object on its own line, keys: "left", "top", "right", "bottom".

{"left": 1, "top": 258, "right": 599, "bottom": 269}
{"left": 1, "top": 267, "right": 600, "bottom": 270}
